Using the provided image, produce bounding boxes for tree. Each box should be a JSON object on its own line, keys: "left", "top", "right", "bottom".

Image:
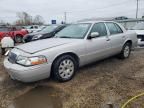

{"left": 0, "top": 20, "right": 10, "bottom": 26}
{"left": 15, "top": 12, "right": 45, "bottom": 26}
{"left": 16, "top": 12, "right": 32, "bottom": 25}
{"left": 0, "top": 20, "right": 5, "bottom": 24}
{"left": 33, "top": 15, "right": 44, "bottom": 25}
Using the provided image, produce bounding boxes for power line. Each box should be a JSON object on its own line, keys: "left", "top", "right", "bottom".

{"left": 64, "top": 12, "right": 67, "bottom": 23}
{"left": 69, "top": 0, "right": 130, "bottom": 13}
{"left": 136, "top": 0, "right": 139, "bottom": 18}
{"left": 63, "top": 1, "right": 130, "bottom": 22}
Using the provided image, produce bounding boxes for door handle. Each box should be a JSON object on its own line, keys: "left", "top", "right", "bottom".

{"left": 122, "top": 36, "right": 125, "bottom": 38}
{"left": 106, "top": 38, "right": 110, "bottom": 41}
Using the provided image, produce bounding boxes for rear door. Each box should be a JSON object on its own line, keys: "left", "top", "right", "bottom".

{"left": 105, "top": 22, "right": 125, "bottom": 54}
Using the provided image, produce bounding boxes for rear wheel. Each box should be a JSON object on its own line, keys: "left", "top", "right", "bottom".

{"left": 15, "top": 35, "right": 23, "bottom": 43}
{"left": 118, "top": 42, "right": 131, "bottom": 59}
{"left": 52, "top": 55, "right": 78, "bottom": 82}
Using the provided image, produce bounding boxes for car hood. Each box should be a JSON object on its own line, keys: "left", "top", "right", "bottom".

{"left": 15, "top": 38, "right": 81, "bottom": 54}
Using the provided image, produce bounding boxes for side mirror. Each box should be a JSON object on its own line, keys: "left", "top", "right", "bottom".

{"left": 89, "top": 32, "right": 100, "bottom": 39}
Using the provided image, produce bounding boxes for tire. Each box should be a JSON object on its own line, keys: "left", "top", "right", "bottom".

{"left": 118, "top": 42, "right": 131, "bottom": 59}
{"left": 15, "top": 35, "right": 23, "bottom": 43}
{"left": 1, "top": 48, "right": 5, "bottom": 55}
{"left": 52, "top": 55, "right": 78, "bottom": 82}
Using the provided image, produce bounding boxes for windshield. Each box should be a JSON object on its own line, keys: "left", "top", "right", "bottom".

{"left": 25, "top": 26, "right": 32, "bottom": 29}
{"left": 132, "top": 23, "right": 144, "bottom": 30}
{"left": 55, "top": 23, "right": 91, "bottom": 39}
{"left": 39, "top": 25, "right": 58, "bottom": 33}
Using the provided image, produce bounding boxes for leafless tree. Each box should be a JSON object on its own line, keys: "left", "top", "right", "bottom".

{"left": 16, "top": 12, "right": 32, "bottom": 25}
{"left": 15, "top": 12, "right": 45, "bottom": 26}
{"left": 0, "top": 20, "right": 10, "bottom": 26}
{"left": 33, "top": 15, "right": 45, "bottom": 25}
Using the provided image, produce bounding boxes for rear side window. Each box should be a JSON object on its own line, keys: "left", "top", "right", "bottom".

{"left": 90, "top": 23, "right": 107, "bottom": 37}
{"left": 114, "top": 23, "right": 123, "bottom": 33}
{"left": 34, "top": 26, "right": 38, "bottom": 29}
{"left": 30, "top": 26, "right": 33, "bottom": 29}
{"left": 106, "top": 23, "right": 123, "bottom": 35}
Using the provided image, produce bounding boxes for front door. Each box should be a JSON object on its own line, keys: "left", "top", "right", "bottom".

{"left": 84, "top": 22, "right": 112, "bottom": 64}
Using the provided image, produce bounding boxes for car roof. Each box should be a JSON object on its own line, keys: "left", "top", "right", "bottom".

{"left": 78, "top": 21, "right": 116, "bottom": 24}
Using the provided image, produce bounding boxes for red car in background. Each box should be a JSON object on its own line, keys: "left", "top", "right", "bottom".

{"left": 0, "top": 27, "right": 28, "bottom": 43}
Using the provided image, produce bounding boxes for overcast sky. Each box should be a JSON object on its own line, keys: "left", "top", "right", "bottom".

{"left": 0, "top": 0, "right": 144, "bottom": 24}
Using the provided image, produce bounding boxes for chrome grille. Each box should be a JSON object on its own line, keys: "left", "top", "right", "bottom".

{"left": 137, "top": 35, "right": 144, "bottom": 41}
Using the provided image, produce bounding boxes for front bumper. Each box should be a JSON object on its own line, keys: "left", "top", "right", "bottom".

{"left": 23, "top": 35, "right": 33, "bottom": 43}
{"left": 4, "top": 57, "right": 52, "bottom": 82}
{"left": 138, "top": 39, "right": 144, "bottom": 46}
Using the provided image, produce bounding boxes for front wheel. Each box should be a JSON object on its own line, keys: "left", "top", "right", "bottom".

{"left": 118, "top": 42, "right": 131, "bottom": 59}
{"left": 52, "top": 55, "right": 78, "bottom": 82}
{"left": 15, "top": 35, "right": 23, "bottom": 43}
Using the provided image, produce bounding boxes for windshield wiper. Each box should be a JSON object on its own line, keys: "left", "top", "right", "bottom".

{"left": 58, "top": 36, "right": 72, "bottom": 38}
{"left": 55, "top": 36, "right": 81, "bottom": 39}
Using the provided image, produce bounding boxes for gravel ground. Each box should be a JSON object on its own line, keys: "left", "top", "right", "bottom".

{"left": 0, "top": 48, "right": 144, "bottom": 108}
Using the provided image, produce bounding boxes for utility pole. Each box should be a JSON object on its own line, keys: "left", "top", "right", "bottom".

{"left": 136, "top": 0, "right": 139, "bottom": 19}
{"left": 64, "top": 12, "right": 67, "bottom": 24}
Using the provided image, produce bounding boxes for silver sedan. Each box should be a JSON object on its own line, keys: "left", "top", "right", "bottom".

{"left": 4, "top": 21, "right": 137, "bottom": 82}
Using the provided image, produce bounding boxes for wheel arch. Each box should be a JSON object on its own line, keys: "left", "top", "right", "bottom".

{"left": 51, "top": 52, "right": 80, "bottom": 74}
{"left": 14, "top": 34, "right": 23, "bottom": 43}
{"left": 15, "top": 34, "right": 23, "bottom": 37}
{"left": 124, "top": 40, "right": 132, "bottom": 46}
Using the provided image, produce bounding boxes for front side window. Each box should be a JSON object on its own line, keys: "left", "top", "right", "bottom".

{"left": 55, "top": 24, "right": 91, "bottom": 39}
{"left": 90, "top": 23, "right": 107, "bottom": 37}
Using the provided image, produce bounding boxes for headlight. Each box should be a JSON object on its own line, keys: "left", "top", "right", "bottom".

{"left": 32, "top": 34, "right": 43, "bottom": 40}
{"left": 16, "top": 55, "right": 47, "bottom": 66}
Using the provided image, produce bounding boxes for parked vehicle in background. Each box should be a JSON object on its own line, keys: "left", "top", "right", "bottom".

{"left": 4, "top": 21, "right": 137, "bottom": 82}
{"left": 22, "top": 25, "right": 42, "bottom": 33}
{"left": 38, "top": 25, "right": 46, "bottom": 31}
{"left": 1, "top": 36, "right": 14, "bottom": 55}
{"left": 0, "top": 27, "right": 11, "bottom": 40}
{"left": 13, "top": 28, "right": 29, "bottom": 43}
{"left": 23, "top": 24, "right": 67, "bottom": 42}
{"left": 0, "top": 27, "right": 28, "bottom": 43}
{"left": 129, "top": 22, "right": 144, "bottom": 46}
